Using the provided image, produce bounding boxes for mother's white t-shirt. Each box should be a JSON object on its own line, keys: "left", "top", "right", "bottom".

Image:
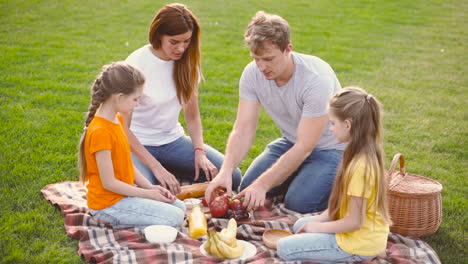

{"left": 125, "top": 44, "right": 185, "bottom": 146}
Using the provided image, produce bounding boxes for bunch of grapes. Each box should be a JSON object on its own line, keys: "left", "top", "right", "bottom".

{"left": 223, "top": 207, "right": 250, "bottom": 220}
{"left": 223, "top": 198, "right": 250, "bottom": 220}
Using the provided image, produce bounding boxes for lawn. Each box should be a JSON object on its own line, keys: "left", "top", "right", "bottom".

{"left": 0, "top": 0, "right": 466, "bottom": 263}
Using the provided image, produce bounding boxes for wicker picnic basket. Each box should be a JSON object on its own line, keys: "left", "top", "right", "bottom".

{"left": 386, "top": 153, "right": 443, "bottom": 237}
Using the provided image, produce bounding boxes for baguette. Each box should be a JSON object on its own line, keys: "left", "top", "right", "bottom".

{"left": 176, "top": 182, "right": 210, "bottom": 200}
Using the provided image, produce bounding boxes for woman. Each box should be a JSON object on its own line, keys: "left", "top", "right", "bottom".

{"left": 124, "top": 3, "right": 241, "bottom": 195}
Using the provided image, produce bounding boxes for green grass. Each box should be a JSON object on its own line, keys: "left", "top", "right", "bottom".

{"left": 0, "top": 0, "right": 466, "bottom": 263}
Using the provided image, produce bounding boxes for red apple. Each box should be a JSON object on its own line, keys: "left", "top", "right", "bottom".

{"left": 209, "top": 196, "right": 229, "bottom": 218}
{"left": 217, "top": 194, "right": 230, "bottom": 205}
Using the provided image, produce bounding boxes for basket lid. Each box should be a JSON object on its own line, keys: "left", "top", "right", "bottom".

{"left": 387, "top": 153, "right": 443, "bottom": 194}
{"left": 389, "top": 173, "right": 443, "bottom": 194}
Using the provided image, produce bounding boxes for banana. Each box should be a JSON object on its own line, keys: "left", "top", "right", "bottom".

{"left": 214, "top": 233, "right": 244, "bottom": 259}
{"left": 218, "top": 218, "right": 238, "bottom": 247}
{"left": 208, "top": 231, "right": 225, "bottom": 258}
{"left": 203, "top": 236, "right": 211, "bottom": 252}
{"left": 226, "top": 218, "right": 238, "bottom": 236}
{"left": 204, "top": 220, "right": 242, "bottom": 259}
{"left": 219, "top": 228, "right": 237, "bottom": 247}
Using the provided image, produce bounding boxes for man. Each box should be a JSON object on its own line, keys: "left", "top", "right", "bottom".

{"left": 205, "top": 11, "right": 346, "bottom": 213}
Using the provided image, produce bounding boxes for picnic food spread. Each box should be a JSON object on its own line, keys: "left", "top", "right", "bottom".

{"left": 204, "top": 218, "right": 245, "bottom": 259}
{"left": 182, "top": 185, "right": 285, "bottom": 257}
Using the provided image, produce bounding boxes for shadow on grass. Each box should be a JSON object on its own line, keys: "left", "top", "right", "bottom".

{"left": 422, "top": 227, "right": 467, "bottom": 263}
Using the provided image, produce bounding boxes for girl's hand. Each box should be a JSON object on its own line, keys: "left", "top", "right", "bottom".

{"left": 194, "top": 150, "right": 218, "bottom": 181}
{"left": 145, "top": 186, "right": 177, "bottom": 203}
{"left": 296, "top": 222, "right": 320, "bottom": 233}
{"left": 151, "top": 166, "right": 181, "bottom": 196}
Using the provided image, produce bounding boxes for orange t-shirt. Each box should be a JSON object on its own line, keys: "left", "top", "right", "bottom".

{"left": 84, "top": 114, "right": 135, "bottom": 210}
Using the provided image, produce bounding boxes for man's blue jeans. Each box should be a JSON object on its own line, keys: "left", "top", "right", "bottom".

{"left": 132, "top": 135, "right": 242, "bottom": 190}
{"left": 239, "top": 138, "right": 342, "bottom": 213}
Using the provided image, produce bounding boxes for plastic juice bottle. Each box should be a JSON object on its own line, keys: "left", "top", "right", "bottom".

{"left": 189, "top": 204, "right": 207, "bottom": 239}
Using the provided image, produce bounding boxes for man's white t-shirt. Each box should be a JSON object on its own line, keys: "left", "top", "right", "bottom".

{"left": 125, "top": 44, "right": 185, "bottom": 146}
{"left": 240, "top": 51, "right": 346, "bottom": 151}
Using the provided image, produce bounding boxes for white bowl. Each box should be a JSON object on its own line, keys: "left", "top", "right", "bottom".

{"left": 144, "top": 225, "right": 178, "bottom": 244}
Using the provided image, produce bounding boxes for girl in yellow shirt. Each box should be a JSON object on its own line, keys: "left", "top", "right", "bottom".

{"left": 278, "top": 87, "right": 392, "bottom": 263}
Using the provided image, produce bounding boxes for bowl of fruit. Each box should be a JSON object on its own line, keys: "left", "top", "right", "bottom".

{"left": 200, "top": 218, "right": 257, "bottom": 259}
{"left": 203, "top": 188, "right": 250, "bottom": 220}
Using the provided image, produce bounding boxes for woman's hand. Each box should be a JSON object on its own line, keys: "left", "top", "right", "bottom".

{"left": 194, "top": 150, "right": 218, "bottom": 181}
{"left": 145, "top": 185, "right": 177, "bottom": 203}
{"left": 151, "top": 166, "right": 181, "bottom": 196}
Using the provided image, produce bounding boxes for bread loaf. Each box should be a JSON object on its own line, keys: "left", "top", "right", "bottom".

{"left": 176, "top": 182, "right": 210, "bottom": 200}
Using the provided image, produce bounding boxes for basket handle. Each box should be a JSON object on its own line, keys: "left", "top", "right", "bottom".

{"left": 387, "top": 153, "right": 407, "bottom": 189}
{"left": 388, "top": 153, "right": 406, "bottom": 175}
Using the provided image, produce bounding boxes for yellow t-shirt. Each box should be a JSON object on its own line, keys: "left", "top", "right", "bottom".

{"left": 84, "top": 114, "right": 135, "bottom": 210}
{"left": 335, "top": 157, "right": 389, "bottom": 256}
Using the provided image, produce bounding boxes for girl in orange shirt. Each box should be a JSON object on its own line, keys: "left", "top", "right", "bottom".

{"left": 278, "top": 87, "right": 392, "bottom": 263}
{"left": 78, "top": 62, "right": 185, "bottom": 228}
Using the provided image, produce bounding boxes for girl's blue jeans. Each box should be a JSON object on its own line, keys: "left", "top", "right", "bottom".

{"left": 132, "top": 135, "right": 242, "bottom": 190}
{"left": 277, "top": 216, "right": 375, "bottom": 263}
{"left": 239, "top": 138, "right": 343, "bottom": 213}
{"left": 89, "top": 197, "right": 186, "bottom": 228}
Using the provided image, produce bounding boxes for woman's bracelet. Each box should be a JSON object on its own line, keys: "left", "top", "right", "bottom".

{"left": 193, "top": 147, "right": 206, "bottom": 153}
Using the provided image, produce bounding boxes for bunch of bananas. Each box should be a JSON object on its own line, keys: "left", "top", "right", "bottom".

{"left": 204, "top": 218, "right": 245, "bottom": 259}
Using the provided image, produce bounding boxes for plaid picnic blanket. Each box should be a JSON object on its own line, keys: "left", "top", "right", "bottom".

{"left": 41, "top": 181, "right": 441, "bottom": 264}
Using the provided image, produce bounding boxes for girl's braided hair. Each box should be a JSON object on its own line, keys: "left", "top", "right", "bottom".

{"left": 78, "top": 62, "right": 145, "bottom": 183}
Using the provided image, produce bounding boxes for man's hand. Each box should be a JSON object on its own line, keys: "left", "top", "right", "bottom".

{"left": 234, "top": 183, "right": 268, "bottom": 211}
{"left": 151, "top": 166, "right": 181, "bottom": 195}
{"left": 194, "top": 151, "right": 218, "bottom": 181}
{"left": 205, "top": 170, "right": 232, "bottom": 203}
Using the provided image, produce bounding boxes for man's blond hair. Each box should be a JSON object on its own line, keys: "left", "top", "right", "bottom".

{"left": 244, "top": 11, "right": 290, "bottom": 53}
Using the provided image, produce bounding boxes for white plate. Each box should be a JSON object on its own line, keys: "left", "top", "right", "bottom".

{"left": 200, "top": 239, "right": 257, "bottom": 259}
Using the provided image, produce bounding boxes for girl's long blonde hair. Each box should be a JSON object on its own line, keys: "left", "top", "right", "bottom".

{"left": 78, "top": 62, "right": 145, "bottom": 183}
{"left": 148, "top": 3, "right": 202, "bottom": 104}
{"left": 328, "top": 87, "right": 392, "bottom": 225}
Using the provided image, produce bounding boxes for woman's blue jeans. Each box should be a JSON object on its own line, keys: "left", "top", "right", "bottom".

{"left": 239, "top": 138, "right": 342, "bottom": 213}
{"left": 89, "top": 197, "right": 186, "bottom": 229}
{"left": 277, "top": 216, "right": 375, "bottom": 263}
{"left": 132, "top": 135, "right": 242, "bottom": 190}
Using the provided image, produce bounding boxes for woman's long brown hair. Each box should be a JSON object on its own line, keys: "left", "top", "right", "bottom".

{"left": 327, "top": 87, "right": 392, "bottom": 225}
{"left": 78, "top": 62, "right": 145, "bottom": 183}
{"left": 148, "top": 3, "right": 202, "bottom": 104}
